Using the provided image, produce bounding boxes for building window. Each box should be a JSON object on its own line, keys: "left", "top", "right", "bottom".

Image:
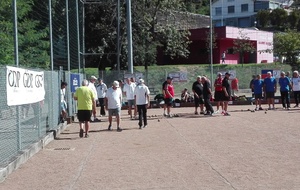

{"left": 241, "top": 4, "right": 248, "bottom": 12}
{"left": 227, "top": 48, "right": 234, "bottom": 54}
{"left": 228, "top": 6, "right": 235, "bottom": 14}
{"left": 254, "top": 1, "right": 268, "bottom": 12}
{"left": 215, "top": 7, "right": 222, "bottom": 15}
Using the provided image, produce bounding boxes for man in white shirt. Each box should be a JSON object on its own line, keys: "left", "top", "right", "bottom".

{"left": 96, "top": 78, "right": 107, "bottom": 116}
{"left": 105, "top": 81, "right": 123, "bottom": 132}
{"left": 88, "top": 75, "right": 99, "bottom": 121}
{"left": 134, "top": 79, "right": 150, "bottom": 129}
{"left": 123, "top": 78, "right": 137, "bottom": 119}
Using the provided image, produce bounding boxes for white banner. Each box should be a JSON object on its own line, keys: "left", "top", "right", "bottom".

{"left": 6, "top": 66, "right": 45, "bottom": 106}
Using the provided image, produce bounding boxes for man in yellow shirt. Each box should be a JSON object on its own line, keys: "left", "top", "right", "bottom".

{"left": 74, "top": 79, "right": 96, "bottom": 138}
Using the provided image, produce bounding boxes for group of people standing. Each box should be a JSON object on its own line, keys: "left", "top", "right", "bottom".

{"left": 250, "top": 70, "right": 300, "bottom": 111}
{"left": 73, "top": 76, "right": 151, "bottom": 138}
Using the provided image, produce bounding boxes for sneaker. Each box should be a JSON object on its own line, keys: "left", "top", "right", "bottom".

{"left": 259, "top": 107, "right": 263, "bottom": 110}
{"left": 108, "top": 125, "right": 112, "bottom": 131}
{"left": 221, "top": 110, "right": 225, "bottom": 115}
{"left": 139, "top": 125, "right": 142, "bottom": 129}
{"left": 255, "top": 107, "right": 259, "bottom": 111}
{"left": 294, "top": 105, "right": 299, "bottom": 108}
{"left": 163, "top": 113, "right": 168, "bottom": 117}
{"left": 214, "top": 110, "right": 219, "bottom": 114}
{"left": 200, "top": 111, "right": 205, "bottom": 115}
{"left": 85, "top": 134, "right": 89, "bottom": 138}
{"left": 94, "top": 118, "right": 101, "bottom": 122}
{"left": 204, "top": 112, "right": 212, "bottom": 116}
{"left": 287, "top": 107, "right": 291, "bottom": 110}
{"left": 79, "top": 129, "right": 84, "bottom": 138}
{"left": 194, "top": 111, "right": 198, "bottom": 115}
{"left": 117, "top": 127, "right": 123, "bottom": 132}
{"left": 167, "top": 114, "right": 173, "bottom": 118}
{"left": 143, "top": 125, "right": 147, "bottom": 128}
{"left": 224, "top": 112, "right": 231, "bottom": 116}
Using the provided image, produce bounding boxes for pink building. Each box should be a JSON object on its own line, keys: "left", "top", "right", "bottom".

{"left": 157, "top": 26, "right": 273, "bottom": 65}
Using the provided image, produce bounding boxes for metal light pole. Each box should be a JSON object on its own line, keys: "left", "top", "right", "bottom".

{"left": 117, "top": 0, "right": 120, "bottom": 75}
{"left": 126, "top": 0, "right": 133, "bottom": 74}
{"left": 210, "top": 0, "right": 214, "bottom": 83}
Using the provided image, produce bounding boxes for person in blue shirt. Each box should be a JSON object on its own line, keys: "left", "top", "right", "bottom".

{"left": 252, "top": 74, "right": 264, "bottom": 110}
{"left": 278, "top": 71, "right": 291, "bottom": 110}
{"left": 263, "top": 71, "right": 277, "bottom": 110}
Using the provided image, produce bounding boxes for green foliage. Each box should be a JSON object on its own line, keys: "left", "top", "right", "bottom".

{"left": 0, "top": 0, "right": 50, "bottom": 68}
{"left": 256, "top": 10, "right": 270, "bottom": 28}
{"left": 270, "top": 8, "right": 288, "bottom": 30}
{"left": 84, "top": 0, "right": 193, "bottom": 70}
{"left": 288, "top": 9, "right": 300, "bottom": 30}
{"left": 274, "top": 30, "right": 300, "bottom": 69}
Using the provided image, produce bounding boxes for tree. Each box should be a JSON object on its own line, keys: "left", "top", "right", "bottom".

{"left": 84, "top": 0, "right": 193, "bottom": 70}
{"left": 256, "top": 10, "right": 270, "bottom": 28}
{"left": 270, "top": 8, "right": 288, "bottom": 30}
{"left": 0, "top": 0, "right": 50, "bottom": 68}
{"left": 274, "top": 30, "right": 300, "bottom": 69}
{"left": 288, "top": 9, "right": 300, "bottom": 30}
{"left": 233, "top": 30, "right": 256, "bottom": 65}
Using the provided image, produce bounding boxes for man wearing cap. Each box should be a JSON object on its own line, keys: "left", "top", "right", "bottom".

{"left": 105, "top": 81, "right": 123, "bottom": 132}
{"left": 74, "top": 79, "right": 96, "bottom": 138}
{"left": 192, "top": 76, "right": 204, "bottom": 114}
{"left": 134, "top": 79, "right": 150, "bottom": 129}
{"left": 123, "top": 77, "right": 137, "bottom": 119}
{"left": 88, "top": 76, "right": 99, "bottom": 121}
{"left": 96, "top": 78, "right": 107, "bottom": 116}
{"left": 222, "top": 72, "right": 231, "bottom": 116}
{"left": 163, "top": 76, "right": 175, "bottom": 117}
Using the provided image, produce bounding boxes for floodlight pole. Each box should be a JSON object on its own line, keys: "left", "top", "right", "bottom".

{"left": 126, "top": 0, "right": 133, "bottom": 74}
{"left": 117, "top": 0, "right": 120, "bottom": 74}
{"left": 210, "top": 0, "right": 214, "bottom": 83}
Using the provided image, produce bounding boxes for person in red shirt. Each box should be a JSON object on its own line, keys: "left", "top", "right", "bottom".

{"left": 231, "top": 77, "right": 239, "bottom": 97}
{"left": 214, "top": 73, "right": 223, "bottom": 113}
{"left": 164, "top": 76, "right": 175, "bottom": 117}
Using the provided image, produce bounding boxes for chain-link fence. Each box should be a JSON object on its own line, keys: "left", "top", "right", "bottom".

{"left": 91, "top": 64, "right": 292, "bottom": 100}
{"left": 0, "top": 65, "right": 82, "bottom": 166}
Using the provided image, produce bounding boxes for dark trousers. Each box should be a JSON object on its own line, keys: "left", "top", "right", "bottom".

{"left": 280, "top": 91, "right": 290, "bottom": 108}
{"left": 137, "top": 104, "right": 147, "bottom": 126}
{"left": 98, "top": 98, "right": 106, "bottom": 115}
{"left": 293, "top": 91, "right": 300, "bottom": 106}
{"left": 204, "top": 95, "right": 214, "bottom": 114}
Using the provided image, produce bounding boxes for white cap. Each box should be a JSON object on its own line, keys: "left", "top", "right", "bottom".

{"left": 139, "top": 78, "right": 144, "bottom": 83}
{"left": 90, "top": 75, "right": 97, "bottom": 80}
{"left": 112, "top": 81, "right": 119, "bottom": 87}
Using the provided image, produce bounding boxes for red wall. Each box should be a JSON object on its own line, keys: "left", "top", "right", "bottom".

{"left": 156, "top": 26, "right": 265, "bottom": 65}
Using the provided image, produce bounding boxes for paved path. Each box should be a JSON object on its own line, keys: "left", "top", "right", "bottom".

{"left": 1, "top": 105, "right": 300, "bottom": 190}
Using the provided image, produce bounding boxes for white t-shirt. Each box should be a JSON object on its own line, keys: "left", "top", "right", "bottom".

{"left": 96, "top": 83, "right": 107, "bottom": 98}
{"left": 106, "top": 87, "right": 122, "bottom": 109}
{"left": 88, "top": 82, "right": 98, "bottom": 101}
{"left": 292, "top": 77, "right": 300, "bottom": 91}
{"left": 123, "top": 83, "right": 136, "bottom": 100}
{"left": 134, "top": 84, "right": 150, "bottom": 105}
{"left": 60, "top": 88, "right": 66, "bottom": 103}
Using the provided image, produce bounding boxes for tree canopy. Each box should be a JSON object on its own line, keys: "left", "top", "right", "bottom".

{"left": 274, "top": 30, "right": 300, "bottom": 69}
{"left": 0, "top": 0, "right": 49, "bottom": 68}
